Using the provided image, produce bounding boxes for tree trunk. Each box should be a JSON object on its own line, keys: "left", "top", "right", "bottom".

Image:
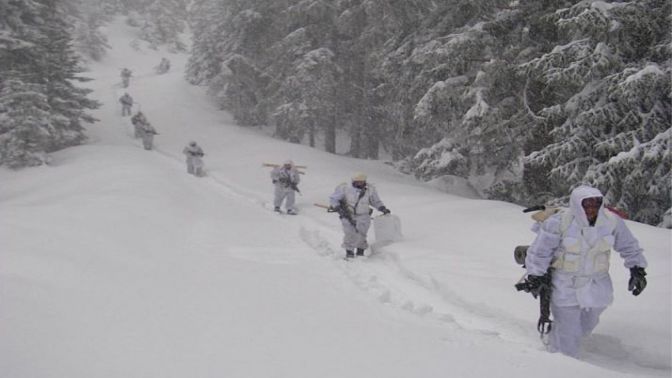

{"left": 324, "top": 114, "right": 336, "bottom": 153}
{"left": 308, "top": 119, "right": 315, "bottom": 148}
{"left": 349, "top": 119, "right": 362, "bottom": 158}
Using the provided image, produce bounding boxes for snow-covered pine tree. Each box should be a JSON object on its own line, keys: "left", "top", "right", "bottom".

{"left": 39, "top": 0, "right": 99, "bottom": 146}
{"left": 66, "top": 0, "right": 111, "bottom": 62}
{"left": 0, "top": 80, "right": 52, "bottom": 168}
{"left": 266, "top": 0, "right": 341, "bottom": 150}
{"left": 0, "top": 0, "right": 99, "bottom": 168}
{"left": 185, "top": 0, "right": 228, "bottom": 85}
{"left": 140, "top": 0, "right": 188, "bottom": 51}
{"left": 182, "top": 0, "right": 670, "bottom": 225}
{"left": 522, "top": 0, "right": 671, "bottom": 224}
{"left": 272, "top": 48, "right": 339, "bottom": 149}
{"left": 382, "top": 0, "right": 526, "bottom": 191}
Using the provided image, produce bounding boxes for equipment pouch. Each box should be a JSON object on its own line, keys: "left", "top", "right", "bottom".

{"left": 591, "top": 235, "right": 614, "bottom": 273}
{"left": 552, "top": 237, "right": 582, "bottom": 272}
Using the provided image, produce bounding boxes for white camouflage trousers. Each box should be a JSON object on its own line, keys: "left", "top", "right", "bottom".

{"left": 186, "top": 156, "right": 204, "bottom": 176}
{"left": 142, "top": 134, "right": 153, "bottom": 150}
{"left": 340, "top": 214, "right": 371, "bottom": 251}
{"left": 549, "top": 304, "right": 605, "bottom": 358}
{"left": 273, "top": 186, "right": 295, "bottom": 211}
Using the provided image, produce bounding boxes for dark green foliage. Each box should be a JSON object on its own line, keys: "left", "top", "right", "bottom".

{"left": 187, "top": 0, "right": 671, "bottom": 226}
{"left": 0, "top": 0, "right": 99, "bottom": 168}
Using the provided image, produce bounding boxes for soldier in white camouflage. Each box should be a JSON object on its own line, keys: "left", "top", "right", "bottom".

{"left": 270, "top": 160, "right": 301, "bottom": 215}
{"left": 329, "top": 172, "right": 390, "bottom": 258}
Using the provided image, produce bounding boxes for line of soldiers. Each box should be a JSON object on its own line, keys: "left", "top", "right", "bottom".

{"left": 118, "top": 86, "right": 205, "bottom": 173}
{"left": 116, "top": 56, "right": 648, "bottom": 362}
{"left": 271, "top": 161, "right": 391, "bottom": 259}
{"left": 119, "top": 92, "right": 157, "bottom": 151}
{"left": 129, "top": 111, "right": 157, "bottom": 150}
{"left": 120, "top": 57, "right": 170, "bottom": 88}
{"left": 272, "top": 158, "right": 649, "bottom": 361}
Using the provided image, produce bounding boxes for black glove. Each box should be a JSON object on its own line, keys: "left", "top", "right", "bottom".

{"left": 628, "top": 266, "right": 647, "bottom": 296}
{"left": 272, "top": 179, "right": 277, "bottom": 184}
{"left": 378, "top": 206, "right": 391, "bottom": 215}
{"left": 327, "top": 206, "right": 337, "bottom": 213}
{"left": 525, "top": 274, "right": 551, "bottom": 299}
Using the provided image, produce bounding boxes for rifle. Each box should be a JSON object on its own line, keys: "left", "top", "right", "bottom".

{"left": 290, "top": 181, "right": 301, "bottom": 194}
{"left": 315, "top": 202, "right": 360, "bottom": 233}
{"left": 515, "top": 269, "right": 553, "bottom": 336}
{"left": 515, "top": 205, "right": 553, "bottom": 337}
{"left": 277, "top": 177, "right": 301, "bottom": 194}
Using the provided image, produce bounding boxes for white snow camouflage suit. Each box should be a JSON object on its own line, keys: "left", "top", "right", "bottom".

{"left": 140, "top": 122, "right": 157, "bottom": 150}
{"left": 271, "top": 166, "right": 300, "bottom": 212}
{"left": 329, "top": 182, "right": 385, "bottom": 251}
{"left": 119, "top": 94, "right": 133, "bottom": 116}
{"left": 183, "top": 143, "right": 204, "bottom": 176}
{"left": 131, "top": 112, "right": 147, "bottom": 139}
{"left": 525, "top": 185, "right": 647, "bottom": 358}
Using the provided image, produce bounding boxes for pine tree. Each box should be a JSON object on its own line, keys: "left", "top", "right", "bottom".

{"left": 0, "top": 0, "right": 99, "bottom": 168}
{"left": 272, "top": 47, "right": 339, "bottom": 149}
{"left": 0, "top": 80, "right": 52, "bottom": 168}
{"left": 67, "top": 0, "right": 111, "bottom": 62}
{"left": 183, "top": 0, "right": 671, "bottom": 225}
{"left": 185, "top": 0, "right": 228, "bottom": 85}
{"left": 140, "top": 0, "right": 188, "bottom": 51}
{"left": 522, "top": 0, "right": 671, "bottom": 224}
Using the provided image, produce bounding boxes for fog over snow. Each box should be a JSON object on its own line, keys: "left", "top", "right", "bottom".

{"left": 1, "top": 18, "right": 670, "bottom": 378}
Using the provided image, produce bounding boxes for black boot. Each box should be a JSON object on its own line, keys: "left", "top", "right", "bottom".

{"left": 345, "top": 250, "right": 355, "bottom": 259}
{"left": 356, "top": 248, "right": 365, "bottom": 256}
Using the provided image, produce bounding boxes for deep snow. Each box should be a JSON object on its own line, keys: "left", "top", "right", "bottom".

{"left": 1, "top": 19, "right": 670, "bottom": 378}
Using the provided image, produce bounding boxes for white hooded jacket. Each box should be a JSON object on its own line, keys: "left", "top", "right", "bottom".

{"left": 525, "top": 185, "right": 647, "bottom": 308}
{"left": 329, "top": 182, "right": 385, "bottom": 218}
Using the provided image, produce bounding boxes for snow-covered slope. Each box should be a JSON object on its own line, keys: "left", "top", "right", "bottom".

{"left": 1, "top": 19, "right": 670, "bottom": 378}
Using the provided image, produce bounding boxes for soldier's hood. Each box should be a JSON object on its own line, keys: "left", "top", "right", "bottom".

{"left": 569, "top": 185, "right": 604, "bottom": 227}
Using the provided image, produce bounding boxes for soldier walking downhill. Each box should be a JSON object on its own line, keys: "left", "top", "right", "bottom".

{"left": 270, "top": 160, "right": 301, "bottom": 215}
{"left": 120, "top": 68, "right": 132, "bottom": 88}
{"left": 131, "top": 111, "right": 148, "bottom": 139}
{"left": 522, "top": 185, "right": 648, "bottom": 358}
{"left": 328, "top": 172, "right": 391, "bottom": 259}
{"left": 182, "top": 141, "right": 205, "bottom": 176}
{"left": 140, "top": 121, "right": 157, "bottom": 150}
{"left": 119, "top": 93, "right": 133, "bottom": 116}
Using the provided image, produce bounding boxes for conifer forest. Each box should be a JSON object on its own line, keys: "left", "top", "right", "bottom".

{"left": 1, "top": 0, "right": 670, "bottom": 226}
